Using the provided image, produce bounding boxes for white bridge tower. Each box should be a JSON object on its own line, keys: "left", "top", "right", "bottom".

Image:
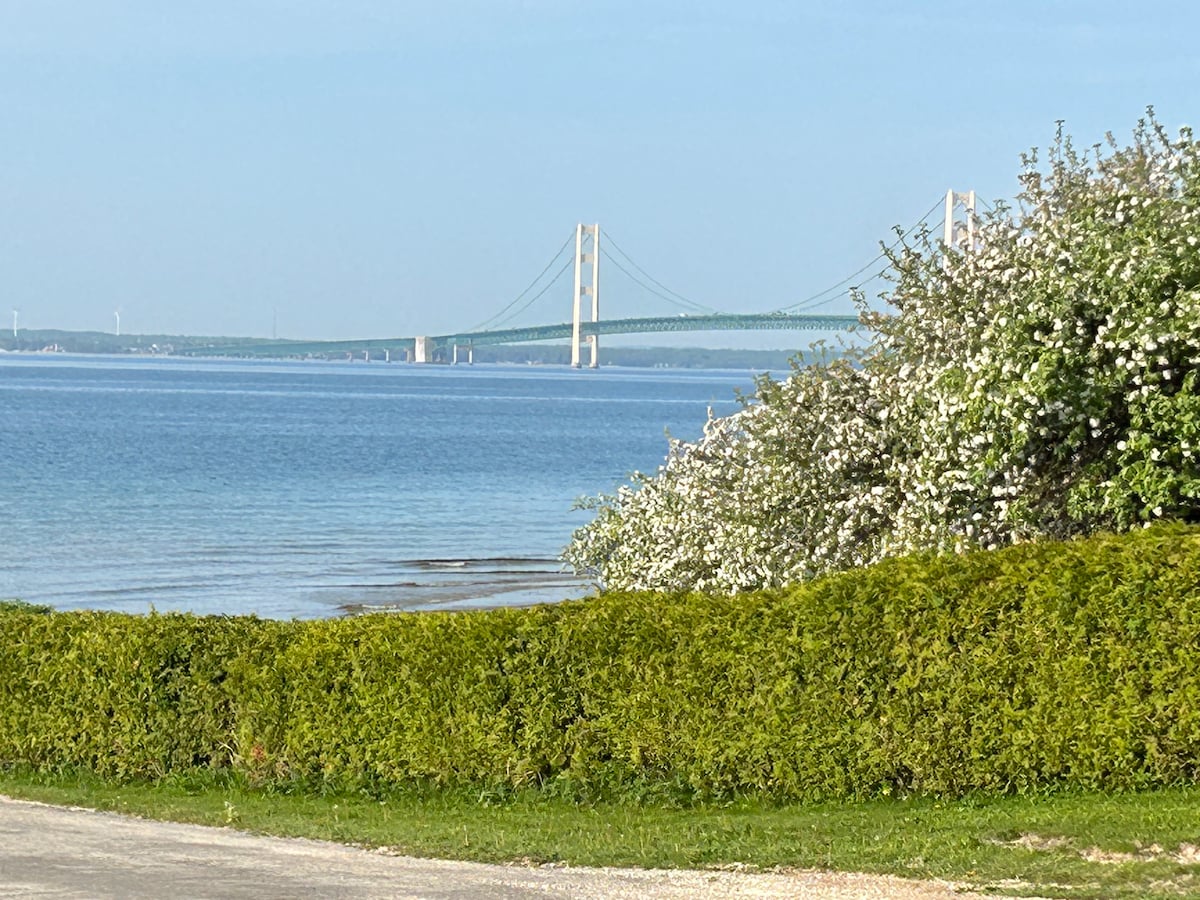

{"left": 571, "top": 223, "right": 600, "bottom": 368}
{"left": 943, "top": 190, "right": 978, "bottom": 252}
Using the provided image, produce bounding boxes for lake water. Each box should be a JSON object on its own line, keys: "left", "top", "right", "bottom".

{"left": 0, "top": 355, "right": 756, "bottom": 618}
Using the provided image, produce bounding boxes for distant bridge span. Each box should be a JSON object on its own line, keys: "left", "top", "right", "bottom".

{"left": 182, "top": 313, "right": 862, "bottom": 361}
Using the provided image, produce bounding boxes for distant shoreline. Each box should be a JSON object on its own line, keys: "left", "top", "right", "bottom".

{"left": 1, "top": 329, "right": 815, "bottom": 370}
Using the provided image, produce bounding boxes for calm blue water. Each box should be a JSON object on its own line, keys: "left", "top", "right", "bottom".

{"left": 0, "top": 354, "right": 755, "bottom": 618}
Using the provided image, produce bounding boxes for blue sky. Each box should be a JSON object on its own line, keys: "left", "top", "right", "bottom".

{"left": 1, "top": 1, "right": 1197, "bottom": 346}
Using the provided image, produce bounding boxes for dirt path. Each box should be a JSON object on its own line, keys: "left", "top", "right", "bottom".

{"left": 0, "top": 796, "right": 998, "bottom": 898}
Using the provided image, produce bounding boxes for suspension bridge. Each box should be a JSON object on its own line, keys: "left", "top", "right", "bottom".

{"left": 182, "top": 193, "right": 976, "bottom": 366}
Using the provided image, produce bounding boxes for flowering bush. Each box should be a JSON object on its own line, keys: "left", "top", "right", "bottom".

{"left": 565, "top": 112, "right": 1200, "bottom": 592}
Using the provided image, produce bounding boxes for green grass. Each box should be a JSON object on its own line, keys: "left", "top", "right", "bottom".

{"left": 3, "top": 770, "right": 1200, "bottom": 898}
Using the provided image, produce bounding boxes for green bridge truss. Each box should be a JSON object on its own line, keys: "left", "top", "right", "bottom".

{"left": 179, "top": 313, "right": 862, "bottom": 359}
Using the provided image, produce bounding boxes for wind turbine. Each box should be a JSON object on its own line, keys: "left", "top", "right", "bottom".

{"left": 114, "top": 308, "right": 121, "bottom": 337}
{"left": 11, "top": 308, "right": 17, "bottom": 338}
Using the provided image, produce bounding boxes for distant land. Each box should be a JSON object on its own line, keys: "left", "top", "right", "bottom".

{"left": 0, "top": 329, "right": 825, "bottom": 371}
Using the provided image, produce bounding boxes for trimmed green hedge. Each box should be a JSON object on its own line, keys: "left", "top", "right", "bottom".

{"left": 3, "top": 525, "right": 1200, "bottom": 801}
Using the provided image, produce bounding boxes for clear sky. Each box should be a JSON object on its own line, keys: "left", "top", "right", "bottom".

{"left": 1, "top": 1, "right": 1197, "bottom": 346}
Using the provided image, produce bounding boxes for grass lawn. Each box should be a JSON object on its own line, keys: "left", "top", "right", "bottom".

{"left": 2, "top": 770, "right": 1199, "bottom": 898}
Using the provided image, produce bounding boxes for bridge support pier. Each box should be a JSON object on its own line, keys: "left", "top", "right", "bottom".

{"left": 414, "top": 336, "right": 429, "bottom": 364}
{"left": 571, "top": 223, "right": 600, "bottom": 369}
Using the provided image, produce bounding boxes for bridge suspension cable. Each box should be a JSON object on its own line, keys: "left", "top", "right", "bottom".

{"left": 468, "top": 230, "right": 576, "bottom": 332}
{"left": 465, "top": 192, "right": 995, "bottom": 339}
{"left": 600, "top": 232, "right": 719, "bottom": 315}
{"left": 772, "top": 196, "right": 946, "bottom": 313}
{"left": 599, "top": 247, "right": 714, "bottom": 316}
{"left": 479, "top": 256, "right": 574, "bottom": 333}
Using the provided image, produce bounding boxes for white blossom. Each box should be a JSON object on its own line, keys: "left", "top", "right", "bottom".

{"left": 565, "top": 113, "right": 1200, "bottom": 593}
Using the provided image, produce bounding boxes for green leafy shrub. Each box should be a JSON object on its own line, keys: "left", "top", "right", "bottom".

{"left": 0, "top": 599, "right": 53, "bottom": 615}
{"left": 275, "top": 609, "right": 526, "bottom": 787}
{"left": 0, "top": 611, "right": 290, "bottom": 780}
{"left": 3, "top": 526, "right": 1200, "bottom": 801}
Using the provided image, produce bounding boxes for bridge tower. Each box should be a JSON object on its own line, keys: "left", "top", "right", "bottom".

{"left": 943, "top": 190, "right": 978, "bottom": 252}
{"left": 570, "top": 223, "right": 600, "bottom": 368}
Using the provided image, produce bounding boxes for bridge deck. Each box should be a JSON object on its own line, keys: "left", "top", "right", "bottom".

{"left": 181, "top": 313, "right": 861, "bottom": 358}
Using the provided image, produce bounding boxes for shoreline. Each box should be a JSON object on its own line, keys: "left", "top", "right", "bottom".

{"left": 22, "top": 557, "right": 594, "bottom": 621}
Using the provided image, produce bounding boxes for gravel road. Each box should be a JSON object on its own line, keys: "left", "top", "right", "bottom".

{"left": 0, "top": 796, "right": 997, "bottom": 898}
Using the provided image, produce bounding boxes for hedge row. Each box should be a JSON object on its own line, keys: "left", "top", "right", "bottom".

{"left": 3, "top": 525, "right": 1200, "bottom": 801}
